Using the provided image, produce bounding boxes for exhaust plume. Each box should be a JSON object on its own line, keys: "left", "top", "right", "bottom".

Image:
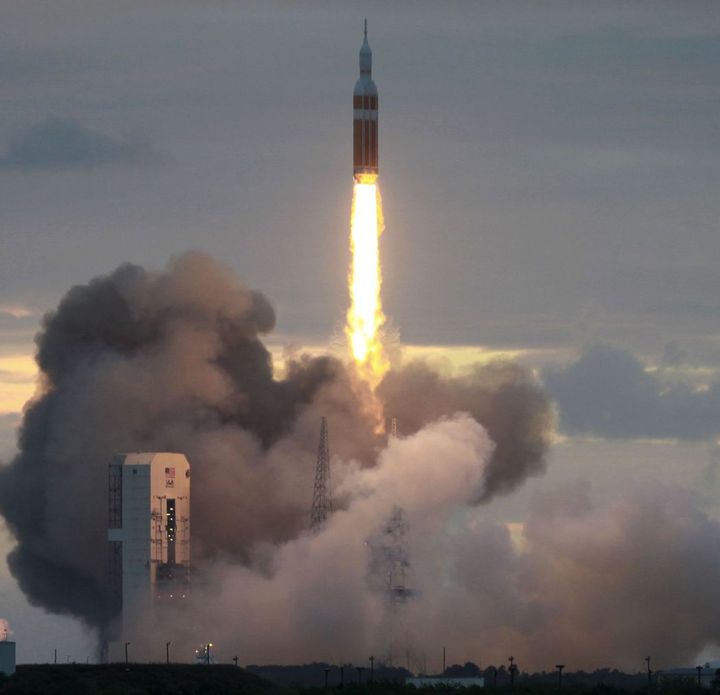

{"left": 346, "top": 178, "right": 388, "bottom": 391}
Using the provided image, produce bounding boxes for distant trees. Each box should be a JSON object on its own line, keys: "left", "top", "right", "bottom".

{"left": 445, "top": 662, "right": 482, "bottom": 678}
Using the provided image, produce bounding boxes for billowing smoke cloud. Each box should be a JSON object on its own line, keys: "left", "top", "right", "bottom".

{"left": 6, "top": 255, "right": 719, "bottom": 669}
{"left": 407, "top": 477, "right": 720, "bottom": 671}
{"left": 544, "top": 343, "right": 720, "bottom": 440}
{"left": 0, "top": 253, "right": 551, "bottom": 634}
{"left": 122, "top": 421, "right": 720, "bottom": 672}
{"left": 168, "top": 414, "right": 495, "bottom": 666}
{"left": 380, "top": 361, "right": 552, "bottom": 500}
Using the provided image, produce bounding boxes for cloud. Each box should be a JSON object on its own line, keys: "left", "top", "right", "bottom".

{"left": 543, "top": 344, "right": 720, "bottom": 440}
{"left": 0, "top": 305, "right": 33, "bottom": 319}
{"left": 0, "top": 117, "right": 164, "bottom": 171}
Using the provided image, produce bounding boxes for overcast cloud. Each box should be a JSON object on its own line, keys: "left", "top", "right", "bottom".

{"left": 545, "top": 344, "right": 720, "bottom": 441}
{"left": 0, "top": 117, "right": 163, "bottom": 171}
{"left": 0, "top": 1, "right": 719, "bottom": 347}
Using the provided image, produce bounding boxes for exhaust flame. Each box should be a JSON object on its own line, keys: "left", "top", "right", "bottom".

{"left": 346, "top": 176, "right": 389, "bottom": 390}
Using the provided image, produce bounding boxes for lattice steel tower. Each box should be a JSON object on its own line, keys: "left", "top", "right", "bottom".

{"left": 310, "top": 416, "right": 332, "bottom": 530}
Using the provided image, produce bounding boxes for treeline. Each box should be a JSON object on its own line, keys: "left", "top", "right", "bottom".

{"left": 1, "top": 663, "right": 717, "bottom": 695}
{"left": 248, "top": 662, "right": 650, "bottom": 690}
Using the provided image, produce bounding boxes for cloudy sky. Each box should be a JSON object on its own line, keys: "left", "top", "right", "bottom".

{"left": 2, "top": 0, "right": 720, "bottom": 665}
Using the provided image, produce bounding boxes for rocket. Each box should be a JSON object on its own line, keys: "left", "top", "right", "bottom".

{"left": 353, "top": 20, "right": 378, "bottom": 181}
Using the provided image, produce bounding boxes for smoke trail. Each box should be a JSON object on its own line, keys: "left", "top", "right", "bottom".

{"left": 0, "top": 253, "right": 551, "bottom": 632}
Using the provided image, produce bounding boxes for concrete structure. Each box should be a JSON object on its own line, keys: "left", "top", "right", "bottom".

{"left": 353, "top": 20, "right": 378, "bottom": 181}
{"left": 406, "top": 677, "right": 485, "bottom": 688}
{"left": 108, "top": 453, "right": 191, "bottom": 632}
{"left": 0, "top": 641, "right": 16, "bottom": 677}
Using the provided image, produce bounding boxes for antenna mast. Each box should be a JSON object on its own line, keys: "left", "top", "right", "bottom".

{"left": 310, "top": 417, "right": 332, "bottom": 530}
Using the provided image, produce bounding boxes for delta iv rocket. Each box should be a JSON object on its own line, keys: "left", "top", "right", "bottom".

{"left": 353, "top": 20, "right": 378, "bottom": 181}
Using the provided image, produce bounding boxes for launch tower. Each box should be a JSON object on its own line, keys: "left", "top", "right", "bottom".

{"left": 367, "top": 506, "right": 416, "bottom": 668}
{"left": 310, "top": 417, "right": 332, "bottom": 530}
{"left": 108, "top": 452, "right": 191, "bottom": 634}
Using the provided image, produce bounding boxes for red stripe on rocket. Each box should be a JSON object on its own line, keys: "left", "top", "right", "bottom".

{"left": 353, "top": 20, "right": 378, "bottom": 181}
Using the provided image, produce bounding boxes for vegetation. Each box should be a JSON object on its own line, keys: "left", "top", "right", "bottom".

{"left": 0, "top": 664, "right": 717, "bottom": 695}
{"left": 0, "top": 664, "right": 269, "bottom": 695}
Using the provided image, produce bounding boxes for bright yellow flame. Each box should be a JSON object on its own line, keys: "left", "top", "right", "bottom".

{"left": 346, "top": 175, "right": 389, "bottom": 389}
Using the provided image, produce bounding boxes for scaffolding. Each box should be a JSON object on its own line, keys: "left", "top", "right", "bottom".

{"left": 152, "top": 495, "right": 166, "bottom": 564}
{"left": 310, "top": 417, "right": 332, "bottom": 530}
{"left": 107, "top": 462, "right": 123, "bottom": 614}
{"left": 367, "top": 506, "right": 416, "bottom": 667}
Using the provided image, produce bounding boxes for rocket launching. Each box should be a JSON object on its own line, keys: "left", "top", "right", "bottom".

{"left": 353, "top": 20, "right": 378, "bottom": 181}
{"left": 346, "top": 22, "right": 388, "bottom": 390}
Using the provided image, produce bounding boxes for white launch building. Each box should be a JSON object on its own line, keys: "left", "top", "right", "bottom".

{"left": 108, "top": 453, "right": 191, "bottom": 633}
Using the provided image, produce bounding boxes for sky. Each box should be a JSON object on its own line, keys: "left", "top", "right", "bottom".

{"left": 1, "top": 0, "right": 720, "bottom": 666}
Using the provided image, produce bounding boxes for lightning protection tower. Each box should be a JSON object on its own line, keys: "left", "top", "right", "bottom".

{"left": 310, "top": 417, "right": 332, "bottom": 530}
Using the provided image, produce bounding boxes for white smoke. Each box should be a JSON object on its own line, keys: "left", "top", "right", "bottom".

{"left": 121, "top": 414, "right": 494, "bottom": 664}
{"left": 119, "top": 413, "right": 720, "bottom": 671}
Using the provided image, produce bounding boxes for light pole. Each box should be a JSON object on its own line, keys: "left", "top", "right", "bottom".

{"left": 233, "top": 656, "right": 239, "bottom": 667}
{"left": 206, "top": 643, "right": 213, "bottom": 665}
{"left": 556, "top": 665, "right": 565, "bottom": 689}
{"left": 357, "top": 666, "right": 365, "bottom": 684}
{"left": 509, "top": 657, "right": 516, "bottom": 688}
{"left": 369, "top": 656, "right": 375, "bottom": 683}
{"left": 166, "top": 641, "right": 171, "bottom": 665}
{"left": 124, "top": 642, "right": 130, "bottom": 665}
{"left": 645, "top": 656, "right": 651, "bottom": 690}
{"left": 324, "top": 667, "right": 331, "bottom": 689}
{"left": 697, "top": 666, "right": 703, "bottom": 686}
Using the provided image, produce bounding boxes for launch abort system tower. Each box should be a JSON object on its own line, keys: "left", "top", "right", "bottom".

{"left": 108, "top": 453, "right": 191, "bottom": 634}
{"left": 353, "top": 20, "right": 378, "bottom": 181}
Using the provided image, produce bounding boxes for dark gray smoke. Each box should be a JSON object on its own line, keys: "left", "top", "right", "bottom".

{"left": 379, "top": 360, "right": 553, "bottom": 500}
{"left": 0, "top": 253, "right": 551, "bottom": 631}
